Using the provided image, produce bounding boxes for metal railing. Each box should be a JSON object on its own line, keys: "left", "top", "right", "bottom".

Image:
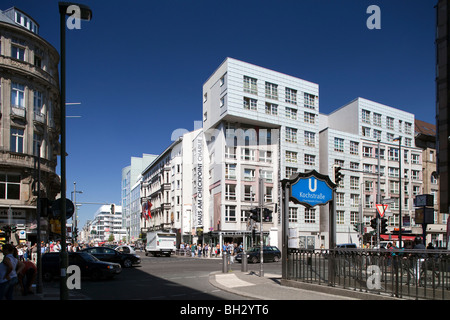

{"left": 286, "top": 248, "right": 450, "bottom": 300}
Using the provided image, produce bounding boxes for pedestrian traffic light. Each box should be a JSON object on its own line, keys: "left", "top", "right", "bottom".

{"left": 248, "top": 208, "right": 260, "bottom": 222}
{"left": 333, "top": 165, "right": 343, "bottom": 185}
{"left": 380, "top": 218, "right": 388, "bottom": 234}
{"left": 262, "top": 208, "right": 273, "bottom": 222}
{"left": 370, "top": 218, "right": 377, "bottom": 230}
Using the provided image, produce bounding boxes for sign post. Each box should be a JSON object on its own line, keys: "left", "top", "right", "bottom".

{"left": 281, "top": 170, "right": 336, "bottom": 281}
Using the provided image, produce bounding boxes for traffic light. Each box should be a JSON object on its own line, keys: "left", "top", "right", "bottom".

{"left": 370, "top": 218, "right": 377, "bottom": 230}
{"left": 11, "top": 225, "right": 17, "bottom": 233}
{"left": 353, "top": 223, "right": 359, "bottom": 233}
{"left": 333, "top": 166, "right": 343, "bottom": 185}
{"left": 262, "top": 208, "right": 273, "bottom": 222}
{"left": 380, "top": 218, "right": 388, "bottom": 234}
{"left": 110, "top": 204, "right": 115, "bottom": 215}
{"left": 248, "top": 208, "right": 260, "bottom": 222}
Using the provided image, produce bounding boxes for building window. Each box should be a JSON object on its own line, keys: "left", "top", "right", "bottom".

{"left": 289, "top": 207, "right": 298, "bottom": 223}
{"left": 259, "top": 150, "right": 272, "bottom": 163}
{"left": 305, "top": 208, "right": 316, "bottom": 223}
{"left": 350, "top": 195, "right": 360, "bottom": 208}
{"left": 225, "top": 205, "right": 236, "bottom": 222}
{"left": 10, "top": 128, "right": 24, "bottom": 153}
{"left": 387, "top": 117, "right": 394, "bottom": 130}
{"left": 304, "top": 131, "right": 315, "bottom": 147}
{"left": 373, "top": 113, "right": 382, "bottom": 126}
{"left": 304, "top": 112, "right": 315, "bottom": 124}
{"left": 362, "top": 127, "right": 370, "bottom": 137}
{"left": 304, "top": 93, "right": 316, "bottom": 109}
{"left": 34, "top": 90, "right": 43, "bottom": 115}
{"left": 225, "top": 164, "right": 236, "bottom": 180}
{"left": 285, "top": 107, "right": 297, "bottom": 120}
{"left": 363, "top": 146, "right": 372, "bottom": 157}
{"left": 304, "top": 154, "right": 315, "bottom": 166}
{"left": 362, "top": 109, "right": 371, "bottom": 124}
{"left": 225, "top": 146, "right": 237, "bottom": 159}
{"left": 286, "top": 151, "right": 297, "bottom": 163}
{"left": 265, "top": 82, "right": 278, "bottom": 100}
{"left": 285, "top": 127, "right": 297, "bottom": 143}
{"left": 265, "top": 102, "right": 278, "bottom": 115}
{"left": 243, "top": 76, "right": 257, "bottom": 95}
{"left": 350, "top": 176, "right": 360, "bottom": 190}
{"left": 373, "top": 129, "right": 381, "bottom": 140}
{"left": 11, "top": 45, "right": 25, "bottom": 61}
{"left": 241, "top": 148, "right": 255, "bottom": 161}
{"left": 11, "top": 83, "right": 25, "bottom": 108}
{"left": 334, "top": 138, "right": 344, "bottom": 152}
{"left": 350, "top": 141, "right": 359, "bottom": 155}
{"left": 261, "top": 170, "right": 273, "bottom": 183}
{"left": 337, "top": 211, "right": 345, "bottom": 224}
{"left": 285, "top": 87, "right": 297, "bottom": 104}
{"left": 286, "top": 167, "right": 297, "bottom": 178}
{"left": 243, "top": 97, "right": 257, "bottom": 110}
{"left": 0, "top": 173, "right": 21, "bottom": 200}
{"left": 388, "top": 148, "right": 399, "bottom": 161}
{"left": 336, "top": 193, "right": 345, "bottom": 206}
{"left": 405, "top": 122, "right": 412, "bottom": 135}
{"left": 243, "top": 169, "right": 255, "bottom": 181}
{"left": 243, "top": 185, "right": 255, "bottom": 201}
{"left": 33, "top": 133, "right": 43, "bottom": 157}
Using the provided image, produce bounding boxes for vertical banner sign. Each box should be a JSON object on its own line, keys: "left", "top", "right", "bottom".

{"left": 196, "top": 136, "right": 203, "bottom": 227}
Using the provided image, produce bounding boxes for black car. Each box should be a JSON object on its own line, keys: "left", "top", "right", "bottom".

{"left": 81, "top": 247, "right": 141, "bottom": 268}
{"left": 235, "top": 246, "right": 281, "bottom": 263}
{"left": 42, "top": 252, "right": 122, "bottom": 281}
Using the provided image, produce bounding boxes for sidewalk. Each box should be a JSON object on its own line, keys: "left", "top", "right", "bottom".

{"left": 209, "top": 269, "right": 400, "bottom": 300}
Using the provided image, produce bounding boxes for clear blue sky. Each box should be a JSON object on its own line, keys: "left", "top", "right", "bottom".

{"left": 2, "top": 0, "right": 436, "bottom": 228}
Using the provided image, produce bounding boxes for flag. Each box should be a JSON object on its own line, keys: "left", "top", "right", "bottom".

{"left": 141, "top": 202, "right": 147, "bottom": 220}
{"left": 147, "top": 201, "right": 152, "bottom": 219}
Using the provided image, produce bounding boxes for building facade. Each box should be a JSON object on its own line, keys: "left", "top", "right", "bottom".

{"left": 323, "top": 98, "right": 423, "bottom": 246}
{"left": 121, "top": 154, "right": 157, "bottom": 242}
{"left": 202, "top": 58, "right": 320, "bottom": 248}
{"left": 86, "top": 204, "right": 124, "bottom": 243}
{"left": 0, "top": 7, "right": 60, "bottom": 244}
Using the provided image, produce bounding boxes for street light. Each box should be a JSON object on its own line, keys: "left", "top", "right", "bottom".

{"left": 71, "top": 182, "right": 83, "bottom": 242}
{"left": 58, "top": 1, "right": 92, "bottom": 300}
{"left": 393, "top": 137, "right": 402, "bottom": 248}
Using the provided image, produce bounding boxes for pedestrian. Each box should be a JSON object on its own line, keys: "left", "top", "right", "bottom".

{"left": 198, "top": 244, "right": 202, "bottom": 258}
{"left": 191, "top": 243, "right": 196, "bottom": 257}
{"left": 2, "top": 244, "right": 24, "bottom": 300}
{"left": 413, "top": 236, "right": 426, "bottom": 281}
{"left": 18, "top": 259, "right": 37, "bottom": 296}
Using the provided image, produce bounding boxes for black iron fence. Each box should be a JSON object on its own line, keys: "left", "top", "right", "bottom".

{"left": 286, "top": 248, "right": 450, "bottom": 300}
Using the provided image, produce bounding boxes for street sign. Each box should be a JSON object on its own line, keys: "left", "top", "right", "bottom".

{"left": 289, "top": 170, "right": 335, "bottom": 208}
{"left": 51, "top": 198, "right": 75, "bottom": 219}
{"left": 376, "top": 204, "right": 388, "bottom": 218}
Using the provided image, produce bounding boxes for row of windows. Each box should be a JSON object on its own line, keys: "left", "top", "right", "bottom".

{"left": 224, "top": 184, "right": 273, "bottom": 202}
{"left": 285, "top": 127, "right": 315, "bottom": 146}
{"left": 361, "top": 109, "right": 413, "bottom": 135}
{"left": 361, "top": 126, "right": 413, "bottom": 145}
{"left": 224, "top": 164, "right": 273, "bottom": 182}
{"left": 242, "top": 75, "right": 318, "bottom": 109}
{"left": 9, "top": 82, "right": 47, "bottom": 115}
{"left": 334, "top": 138, "right": 417, "bottom": 157}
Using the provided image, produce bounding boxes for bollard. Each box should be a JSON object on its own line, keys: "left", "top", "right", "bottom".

{"left": 241, "top": 252, "right": 248, "bottom": 272}
{"left": 222, "top": 252, "right": 228, "bottom": 273}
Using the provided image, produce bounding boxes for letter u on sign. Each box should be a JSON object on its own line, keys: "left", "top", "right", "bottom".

{"left": 308, "top": 178, "right": 317, "bottom": 192}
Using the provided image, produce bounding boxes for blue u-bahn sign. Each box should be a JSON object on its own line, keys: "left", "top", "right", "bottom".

{"left": 288, "top": 170, "right": 335, "bottom": 208}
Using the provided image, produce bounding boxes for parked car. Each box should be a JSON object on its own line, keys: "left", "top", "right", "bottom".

{"left": 114, "top": 245, "right": 137, "bottom": 255}
{"left": 235, "top": 246, "right": 281, "bottom": 263}
{"left": 42, "top": 252, "right": 122, "bottom": 281}
{"left": 335, "top": 243, "right": 357, "bottom": 249}
{"left": 81, "top": 246, "right": 141, "bottom": 268}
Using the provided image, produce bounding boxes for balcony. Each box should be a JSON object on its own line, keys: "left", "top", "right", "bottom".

{"left": 33, "top": 112, "right": 46, "bottom": 125}
{"left": 11, "top": 105, "right": 26, "bottom": 119}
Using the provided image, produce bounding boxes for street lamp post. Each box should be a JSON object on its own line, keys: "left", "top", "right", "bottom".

{"left": 58, "top": 2, "right": 92, "bottom": 300}
{"left": 394, "top": 137, "right": 402, "bottom": 248}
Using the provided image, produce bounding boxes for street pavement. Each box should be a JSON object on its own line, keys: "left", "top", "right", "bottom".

{"left": 11, "top": 255, "right": 397, "bottom": 300}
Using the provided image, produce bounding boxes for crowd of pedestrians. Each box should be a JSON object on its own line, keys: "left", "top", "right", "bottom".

{"left": 178, "top": 241, "right": 244, "bottom": 258}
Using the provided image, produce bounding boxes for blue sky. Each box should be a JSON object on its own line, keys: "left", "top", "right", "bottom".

{"left": 3, "top": 0, "right": 436, "bottom": 228}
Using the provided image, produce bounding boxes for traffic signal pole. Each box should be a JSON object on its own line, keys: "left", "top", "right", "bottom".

{"left": 259, "top": 177, "right": 264, "bottom": 277}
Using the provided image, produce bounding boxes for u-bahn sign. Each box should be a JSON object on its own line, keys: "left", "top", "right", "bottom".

{"left": 288, "top": 170, "right": 336, "bottom": 208}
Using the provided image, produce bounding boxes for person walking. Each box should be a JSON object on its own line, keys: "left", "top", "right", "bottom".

{"left": 2, "top": 244, "right": 24, "bottom": 300}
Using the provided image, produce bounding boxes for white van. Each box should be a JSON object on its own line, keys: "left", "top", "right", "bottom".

{"left": 145, "top": 231, "right": 177, "bottom": 257}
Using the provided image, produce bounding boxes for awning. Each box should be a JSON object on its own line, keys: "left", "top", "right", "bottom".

{"left": 380, "top": 235, "right": 416, "bottom": 241}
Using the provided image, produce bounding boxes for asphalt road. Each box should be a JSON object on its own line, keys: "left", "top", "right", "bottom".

{"left": 44, "top": 252, "right": 282, "bottom": 300}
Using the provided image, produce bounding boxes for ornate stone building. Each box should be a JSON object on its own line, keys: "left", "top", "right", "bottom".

{"left": 0, "top": 7, "right": 60, "bottom": 244}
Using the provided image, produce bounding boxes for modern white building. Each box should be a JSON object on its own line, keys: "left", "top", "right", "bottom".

{"left": 121, "top": 154, "right": 157, "bottom": 242}
{"left": 88, "top": 205, "right": 124, "bottom": 243}
{"left": 321, "top": 97, "right": 423, "bottom": 246}
{"left": 202, "top": 57, "right": 320, "bottom": 248}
